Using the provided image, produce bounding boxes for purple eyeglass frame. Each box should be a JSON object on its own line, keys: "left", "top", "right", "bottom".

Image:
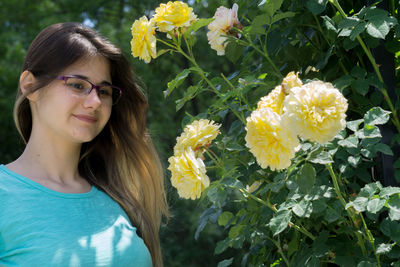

{"left": 56, "top": 75, "right": 123, "bottom": 105}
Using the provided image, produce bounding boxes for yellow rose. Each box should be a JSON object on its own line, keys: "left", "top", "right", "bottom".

{"left": 168, "top": 148, "right": 210, "bottom": 200}
{"left": 257, "top": 85, "right": 286, "bottom": 115}
{"left": 174, "top": 119, "right": 221, "bottom": 155}
{"left": 130, "top": 16, "right": 156, "bottom": 63}
{"left": 153, "top": 1, "right": 197, "bottom": 32}
{"left": 207, "top": 4, "right": 241, "bottom": 55}
{"left": 283, "top": 81, "right": 348, "bottom": 143}
{"left": 282, "top": 71, "right": 302, "bottom": 94}
{"left": 245, "top": 108, "right": 299, "bottom": 170}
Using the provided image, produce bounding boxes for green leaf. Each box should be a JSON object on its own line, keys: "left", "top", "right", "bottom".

{"left": 351, "top": 66, "right": 367, "bottom": 79}
{"left": 175, "top": 85, "right": 200, "bottom": 111}
{"left": 333, "top": 75, "right": 353, "bottom": 90}
{"left": 166, "top": 69, "right": 191, "bottom": 97}
{"left": 271, "top": 11, "right": 296, "bottom": 24}
{"left": 248, "top": 14, "right": 270, "bottom": 34}
{"left": 228, "top": 224, "right": 245, "bottom": 239}
{"left": 338, "top": 17, "right": 361, "bottom": 37}
{"left": 348, "top": 155, "right": 361, "bottom": 167}
{"left": 322, "top": 15, "right": 338, "bottom": 33}
{"left": 380, "top": 187, "right": 400, "bottom": 198}
{"left": 217, "top": 258, "right": 233, "bottom": 267}
{"left": 262, "top": 0, "right": 283, "bottom": 17}
{"left": 215, "top": 239, "right": 231, "bottom": 255}
{"left": 297, "top": 163, "right": 316, "bottom": 194}
{"left": 225, "top": 42, "right": 242, "bottom": 63}
{"left": 388, "top": 194, "right": 400, "bottom": 220}
{"left": 359, "top": 182, "right": 382, "bottom": 197}
{"left": 306, "top": 0, "right": 328, "bottom": 15}
{"left": 357, "top": 262, "right": 376, "bottom": 267}
{"left": 218, "top": 211, "right": 234, "bottom": 226}
{"left": 308, "top": 151, "right": 333, "bottom": 164}
{"left": 293, "top": 199, "right": 313, "bottom": 218}
{"left": 367, "top": 198, "right": 385, "bottom": 213}
{"left": 338, "top": 135, "right": 358, "bottom": 148}
{"left": 352, "top": 79, "right": 369, "bottom": 95}
{"left": 347, "top": 119, "right": 363, "bottom": 132}
{"left": 376, "top": 243, "right": 392, "bottom": 255}
{"left": 373, "top": 143, "right": 393, "bottom": 156}
{"left": 380, "top": 218, "right": 400, "bottom": 242}
{"left": 268, "top": 209, "right": 292, "bottom": 235}
{"left": 364, "top": 107, "right": 391, "bottom": 125}
{"left": 350, "top": 196, "right": 368, "bottom": 212}
{"left": 349, "top": 21, "right": 367, "bottom": 40}
{"left": 364, "top": 7, "right": 397, "bottom": 39}
{"left": 184, "top": 18, "right": 214, "bottom": 36}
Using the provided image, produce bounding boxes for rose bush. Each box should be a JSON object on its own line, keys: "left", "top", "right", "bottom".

{"left": 131, "top": 0, "right": 400, "bottom": 266}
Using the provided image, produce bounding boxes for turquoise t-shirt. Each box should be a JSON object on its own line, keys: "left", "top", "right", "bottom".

{"left": 0, "top": 165, "right": 152, "bottom": 267}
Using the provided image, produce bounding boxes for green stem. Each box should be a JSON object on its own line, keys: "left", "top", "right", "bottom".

{"left": 327, "top": 163, "right": 368, "bottom": 256}
{"left": 360, "top": 213, "right": 381, "bottom": 267}
{"left": 268, "top": 237, "right": 290, "bottom": 266}
{"left": 237, "top": 187, "right": 316, "bottom": 241}
{"left": 242, "top": 33, "right": 282, "bottom": 78}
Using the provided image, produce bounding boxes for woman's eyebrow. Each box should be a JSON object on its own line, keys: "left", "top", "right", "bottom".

{"left": 71, "top": 74, "right": 112, "bottom": 85}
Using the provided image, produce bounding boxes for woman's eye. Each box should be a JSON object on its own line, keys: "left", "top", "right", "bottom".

{"left": 66, "top": 82, "right": 85, "bottom": 90}
{"left": 99, "top": 86, "right": 112, "bottom": 96}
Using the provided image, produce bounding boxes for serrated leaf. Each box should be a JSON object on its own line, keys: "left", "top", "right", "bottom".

{"left": 364, "top": 107, "right": 391, "bottom": 125}
{"left": 268, "top": 209, "right": 292, "bottom": 235}
{"left": 293, "top": 199, "right": 313, "bottom": 218}
{"left": 297, "top": 163, "right": 316, "bottom": 194}
{"left": 367, "top": 198, "right": 386, "bottom": 213}
{"left": 351, "top": 196, "right": 368, "bottom": 212}
{"left": 308, "top": 151, "right": 333, "bottom": 164}
{"left": 380, "top": 187, "right": 400, "bottom": 198}
{"left": 338, "top": 135, "right": 358, "bottom": 148}
{"left": 338, "top": 17, "right": 361, "bottom": 37}
{"left": 388, "top": 194, "right": 400, "bottom": 220}
{"left": 347, "top": 119, "right": 363, "bottom": 132}
{"left": 376, "top": 243, "right": 392, "bottom": 255}
{"left": 359, "top": 182, "right": 382, "bottom": 197}
{"left": 306, "top": 0, "right": 328, "bottom": 15}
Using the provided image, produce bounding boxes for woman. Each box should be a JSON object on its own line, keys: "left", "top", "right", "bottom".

{"left": 0, "top": 22, "right": 168, "bottom": 266}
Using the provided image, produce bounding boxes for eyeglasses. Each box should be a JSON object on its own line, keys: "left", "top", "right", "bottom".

{"left": 57, "top": 75, "right": 122, "bottom": 105}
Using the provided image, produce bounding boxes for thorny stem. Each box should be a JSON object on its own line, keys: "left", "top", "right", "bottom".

{"left": 327, "top": 163, "right": 369, "bottom": 257}
{"left": 328, "top": 0, "right": 400, "bottom": 134}
{"left": 360, "top": 213, "right": 381, "bottom": 266}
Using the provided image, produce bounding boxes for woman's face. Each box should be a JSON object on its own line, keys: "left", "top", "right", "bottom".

{"left": 31, "top": 55, "right": 113, "bottom": 144}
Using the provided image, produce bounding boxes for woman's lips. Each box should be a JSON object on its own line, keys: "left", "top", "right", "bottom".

{"left": 73, "top": 114, "right": 98, "bottom": 123}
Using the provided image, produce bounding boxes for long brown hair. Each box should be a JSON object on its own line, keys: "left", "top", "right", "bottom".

{"left": 14, "top": 22, "right": 168, "bottom": 266}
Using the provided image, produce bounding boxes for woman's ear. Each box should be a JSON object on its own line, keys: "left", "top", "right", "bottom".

{"left": 19, "top": 70, "right": 39, "bottom": 101}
